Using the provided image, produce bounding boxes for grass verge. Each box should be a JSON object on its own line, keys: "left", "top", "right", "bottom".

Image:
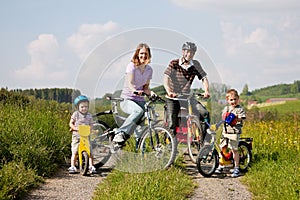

{"left": 93, "top": 158, "right": 196, "bottom": 200}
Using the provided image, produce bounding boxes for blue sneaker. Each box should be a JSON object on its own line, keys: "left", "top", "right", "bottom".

{"left": 231, "top": 168, "right": 240, "bottom": 178}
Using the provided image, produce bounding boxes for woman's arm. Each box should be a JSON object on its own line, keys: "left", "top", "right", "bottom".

{"left": 127, "top": 72, "right": 137, "bottom": 93}
{"left": 143, "top": 79, "right": 151, "bottom": 95}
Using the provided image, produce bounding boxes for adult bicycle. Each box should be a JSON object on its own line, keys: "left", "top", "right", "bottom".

{"left": 135, "top": 92, "right": 177, "bottom": 170}
{"left": 164, "top": 93, "right": 207, "bottom": 163}
{"left": 90, "top": 93, "right": 177, "bottom": 171}
{"left": 196, "top": 121, "right": 253, "bottom": 177}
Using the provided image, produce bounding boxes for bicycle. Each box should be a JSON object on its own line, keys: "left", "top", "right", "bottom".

{"left": 89, "top": 117, "right": 112, "bottom": 169}
{"left": 90, "top": 93, "right": 177, "bottom": 171}
{"left": 164, "top": 93, "right": 207, "bottom": 163}
{"left": 77, "top": 124, "right": 94, "bottom": 175}
{"left": 134, "top": 92, "right": 177, "bottom": 170}
{"left": 196, "top": 121, "right": 253, "bottom": 177}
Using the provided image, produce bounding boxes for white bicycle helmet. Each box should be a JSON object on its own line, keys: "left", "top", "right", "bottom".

{"left": 182, "top": 42, "right": 197, "bottom": 52}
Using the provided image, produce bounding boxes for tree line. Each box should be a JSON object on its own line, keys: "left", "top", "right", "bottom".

{"left": 1, "top": 87, "right": 81, "bottom": 104}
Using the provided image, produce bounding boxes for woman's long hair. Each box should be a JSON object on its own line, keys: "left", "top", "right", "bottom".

{"left": 131, "top": 43, "right": 152, "bottom": 66}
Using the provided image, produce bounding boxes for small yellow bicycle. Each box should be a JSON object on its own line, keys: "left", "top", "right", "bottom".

{"left": 78, "top": 125, "right": 92, "bottom": 175}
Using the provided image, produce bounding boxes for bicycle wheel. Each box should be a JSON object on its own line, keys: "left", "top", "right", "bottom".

{"left": 138, "top": 123, "right": 177, "bottom": 170}
{"left": 90, "top": 121, "right": 112, "bottom": 169}
{"left": 196, "top": 145, "right": 219, "bottom": 177}
{"left": 238, "top": 141, "right": 252, "bottom": 173}
{"left": 80, "top": 151, "right": 89, "bottom": 176}
{"left": 187, "top": 119, "right": 203, "bottom": 163}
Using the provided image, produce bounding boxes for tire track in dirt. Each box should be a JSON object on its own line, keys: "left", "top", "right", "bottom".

{"left": 183, "top": 153, "right": 252, "bottom": 200}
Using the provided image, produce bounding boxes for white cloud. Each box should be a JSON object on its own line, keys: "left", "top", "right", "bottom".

{"left": 13, "top": 34, "right": 68, "bottom": 87}
{"left": 221, "top": 14, "right": 299, "bottom": 60}
{"left": 218, "top": 15, "right": 299, "bottom": 91}
{"left": 171, "top": 0, "right": 300, "bottom": 11}
{"left": 10, "top": 22, "right": 122, "bottom": 89}
{"left": 67, "top": 21, "right": 120, "bottom": 61}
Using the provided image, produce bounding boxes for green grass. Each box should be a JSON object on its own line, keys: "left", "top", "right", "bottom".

{"left": 241, "top": 118, "right": 300, "bottom": 200}
{"left": 259, "top": 100, "right": 300, "bottom": 113}
{"left": 93, "top": 163, "right": 196, "bottom": 200}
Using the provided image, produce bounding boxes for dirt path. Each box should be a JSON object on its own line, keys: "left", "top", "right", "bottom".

{"left": 183, "top": 154, "right": 252, "bottom": 200}
{"left": 23, "top": 155, "right": 252, "bottom": 200}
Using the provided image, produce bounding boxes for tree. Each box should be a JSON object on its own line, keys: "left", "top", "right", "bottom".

{"left": 291, "top": 80, "right": 300, "bottom": 94}
{"left": 241, "top": 84, "right": 251, "bottom": 96}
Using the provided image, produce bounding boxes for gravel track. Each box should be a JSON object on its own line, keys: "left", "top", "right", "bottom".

{"left": 23, "top": 154, "right": 252, "bottom": 200}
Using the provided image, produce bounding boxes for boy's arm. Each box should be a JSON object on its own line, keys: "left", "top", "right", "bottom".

{"left": 69, "top": 118, "right": 78, "bottom": 132}
{"left": 236, "top": 107, "right": 246, "bottom": 122}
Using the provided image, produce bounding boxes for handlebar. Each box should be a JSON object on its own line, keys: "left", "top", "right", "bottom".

{"left": 106, "top": 96, "right": 124, "bottom": 102}
{"left": 133, "top": 91, "right": 165, "bottom": 103}
{"left": 92, "top": 110, "right": 113, "bottom": 117}
{"left": 165, "top": 92, "right": 205, "bottom": 101}
{"left": 205, "top": 120, "right": 224, "bottom": 134}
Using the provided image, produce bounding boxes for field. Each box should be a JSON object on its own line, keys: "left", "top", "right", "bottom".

{"left": 0, "top": 94, "right": 299, "bottom": 199}
{"left": 241, "top": 100, "right": 300, "bottom": 199}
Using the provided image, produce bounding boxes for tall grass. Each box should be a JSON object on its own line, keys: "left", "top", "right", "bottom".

{"left": 241, "top": 114, "right": 300, "bottom": 200}
{"left": 0, "top": 99, "right": 71, "bottom": 199}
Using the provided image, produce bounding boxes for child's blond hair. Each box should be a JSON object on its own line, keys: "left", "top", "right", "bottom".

{"left": 226, "top": 89, "right": 239, "bottom": 100}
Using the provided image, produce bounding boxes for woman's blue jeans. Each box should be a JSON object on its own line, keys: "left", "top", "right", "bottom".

{"left": 117, "top": 99, "right": 145, "bottom": 139}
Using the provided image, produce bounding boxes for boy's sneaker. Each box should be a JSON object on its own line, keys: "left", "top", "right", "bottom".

{"left": 89, "top": 166, "right": 97, "bottom": 174}
{"left": 215, "top": 166, "right": 224, "bottom": 174}
{"left": 113, "top": 132, "right": 126, "bottom": 143}
{"left": 68, "top": 166, "right": 77, "bottom": 174}
{"left": 231, "top": 168, "right": 240, "bottom": 178}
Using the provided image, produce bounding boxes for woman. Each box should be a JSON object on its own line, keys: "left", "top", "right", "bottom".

{"left": 113, "top": 43, "right": 153, "bottom": 145}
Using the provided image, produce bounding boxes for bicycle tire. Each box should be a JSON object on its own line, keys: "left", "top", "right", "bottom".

{"left": 238, "top": 141, "right": 252, "bottom": 172}
{"left": 196, "top": 144, "right": 219, "bottom": 177}
{"left": 91, "top": 121, "right": 112, "bottom": 169}
{"left": 187, "top": 119, "right": 203, "bottom": 163}
{"left": 80, "top": 151, "right": 89, "bottom": 176}
{"left": 138, "top": 123, "right": 177, "bottom": 170}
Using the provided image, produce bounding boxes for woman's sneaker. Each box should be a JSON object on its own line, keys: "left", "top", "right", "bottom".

{"left": 113, "top": 132, "right": 126, "bottom": 142}
{"left": 231, "top": 168, "right": 240, "bottom": 178}
{"left": 68, "top": 166, "right": 77, "bottom": 174}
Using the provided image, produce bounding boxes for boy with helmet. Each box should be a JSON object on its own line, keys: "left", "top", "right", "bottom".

{"left": 215, "top": 89, "right": 246, "bottom": 177}
{"left": 163, "top": 42, "right": 210, "bottom": 139}
{"left": 68, "top": 95, "right": 96, "bottom": 174}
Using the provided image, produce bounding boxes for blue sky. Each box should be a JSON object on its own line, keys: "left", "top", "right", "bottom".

{"left": 1, "top": 0, "right": 299, "bottom": 98}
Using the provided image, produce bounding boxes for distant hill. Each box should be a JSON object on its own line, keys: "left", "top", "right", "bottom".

{"left": 251, "top": 80, "right": 300, "bottom": 96}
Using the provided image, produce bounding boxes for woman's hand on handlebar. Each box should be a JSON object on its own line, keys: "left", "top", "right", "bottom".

{"left": 133, "top": 90, "right": 145, "bottom": 96}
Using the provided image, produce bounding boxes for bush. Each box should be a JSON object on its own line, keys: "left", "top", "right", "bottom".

{"left": 0, "top": 161, "right": 42, "bottom": 200}
{"left": 0, "top": 96, "right": 71, "bottom": 198}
